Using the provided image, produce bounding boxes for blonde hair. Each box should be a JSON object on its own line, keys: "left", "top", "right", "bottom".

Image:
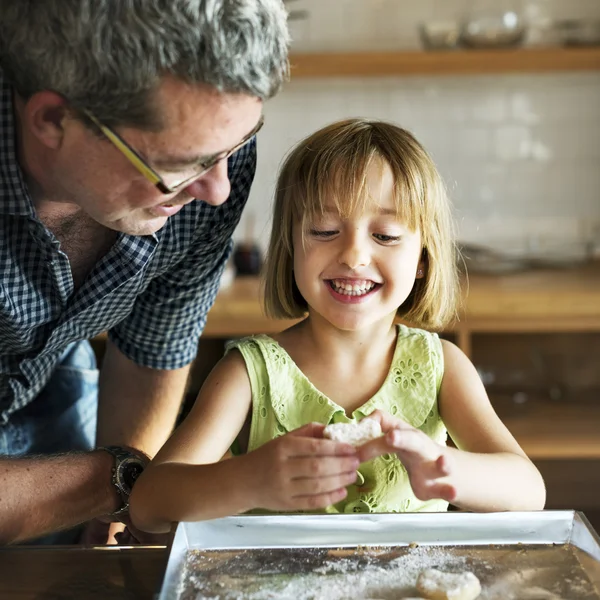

{"left": 263, "top": 118, "right": 459, "bottom": 330}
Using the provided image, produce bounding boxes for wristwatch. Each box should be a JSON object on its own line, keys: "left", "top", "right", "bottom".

{"left": 99, "top": 446, "right": 148, "bottom": 517}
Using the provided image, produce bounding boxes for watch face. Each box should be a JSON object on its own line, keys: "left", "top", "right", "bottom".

{"left": 117, "top": 458, "right": 145, "bottom": 495}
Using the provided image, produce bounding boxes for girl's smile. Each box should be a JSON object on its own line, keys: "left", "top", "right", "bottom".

{"left": 326, "top": 278, "right": 382, "bottom": 304}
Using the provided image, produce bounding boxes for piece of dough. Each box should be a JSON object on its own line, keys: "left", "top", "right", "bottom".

{"left": 323, "top": 418, "right": 382, "bottom": 446}
{"left": 416, "top": 568, "right": 481, "bottom": 600}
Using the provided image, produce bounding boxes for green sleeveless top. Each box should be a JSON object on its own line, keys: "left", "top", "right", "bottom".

{"left": 225, "top": 324, "right": 448, "bottom": 514}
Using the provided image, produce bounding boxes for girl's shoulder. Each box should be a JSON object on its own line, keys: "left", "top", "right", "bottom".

{"left": 395, "top": 323, "right": 442, "bottom": 354}
{"left": 225, "top": 334, "right": 299, "bottom": 380}
{"left": 393, "top": 323, "right": 444, "bottom": 392}
{"left": 225, "top": 333, "right": 279, "bottom": 354}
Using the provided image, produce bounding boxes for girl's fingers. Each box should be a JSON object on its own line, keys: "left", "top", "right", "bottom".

{"left": 388, "top": 429, "right": 443, "bottom": 464}
{"left": 289, "top": 422, "right": 326, "bottom": 438}
{"left": 290, "top": 471, "right": 358, "bottom": 498}
{"left": 367, "top": 410, "right": 413, "bottom": 433}
{"left": 285, "top": 430, "right": 358, "bottom": 457}
{"left": 424, "top": 481, "right": 457, "bottom": 503}
{"left": 293, "top": 487, "right": 349, "bottom": 511}
{"left": 288, "top": 455, "right": 360, "bottom": 480}
{"left": 435, "top": 453, "right": 452, "bottom": 477}
{"left": 355, "top": 436, "right": 395, "bottom": 463}
{"left": 356, "top": 429, "right": 429, "bottom": 463}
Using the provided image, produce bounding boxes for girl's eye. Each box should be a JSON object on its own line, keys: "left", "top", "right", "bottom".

{"left": 373, "top": 233, "right": 402, "bottom": 243}
{"left": 309, "top": 229, "right": 338, "bottom": 238}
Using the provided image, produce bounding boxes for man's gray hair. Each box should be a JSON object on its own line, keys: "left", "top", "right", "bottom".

{"left": 0, "top": 0, "right": 290, "bottom": 129}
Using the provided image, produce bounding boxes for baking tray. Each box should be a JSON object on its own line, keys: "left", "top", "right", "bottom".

{"left": 158, "top": 511, "right": 600, "bottom": 599}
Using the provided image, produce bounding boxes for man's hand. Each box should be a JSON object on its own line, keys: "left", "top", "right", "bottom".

{"left": 114, "top": 518, "right": 173, "bottom": 546}
{"left": 242, "top": 422, "right": 360, "bottom": 512}
{"left": 356, "top": 410, "right": 457, "bottom": 503}
{"left": 79, "top": 518, "right": 125, "bottom": 545}
{"left": 80, "top": 515, "right": 170, "bottom": 546}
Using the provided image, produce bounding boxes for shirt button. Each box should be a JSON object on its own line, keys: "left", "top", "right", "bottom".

{"left": 344, "top": 499, "right": 372, "bottom": 514}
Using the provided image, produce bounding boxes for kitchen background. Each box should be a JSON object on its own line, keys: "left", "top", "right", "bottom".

{"left": 234, "top": 0, "right": 600, "bottom": 264}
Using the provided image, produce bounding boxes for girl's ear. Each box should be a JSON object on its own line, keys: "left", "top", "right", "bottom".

{"left": 416, "top": 248, "right": 428, "bottom": 279}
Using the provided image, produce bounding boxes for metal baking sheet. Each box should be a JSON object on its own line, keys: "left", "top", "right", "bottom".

{"left": 158, "top": 511, "right": 600, "bottom": 599}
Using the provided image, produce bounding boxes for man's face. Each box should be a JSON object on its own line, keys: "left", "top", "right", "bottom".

{"left": 53, "top": 77, "right": 263, "bottom": 235}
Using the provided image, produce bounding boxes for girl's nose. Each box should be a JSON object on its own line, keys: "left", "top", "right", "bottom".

{"left": 184, "top": 158, "right": 231, "bottom": 206}
{"left": 338, "top": 234, "right": 370, "bottom": 270}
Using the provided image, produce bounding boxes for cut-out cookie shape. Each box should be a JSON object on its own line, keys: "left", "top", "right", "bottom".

{"left": 416, "top": 568, "right": 481, "bottom": 600}
{"left": 323, "top": 418, "right": 383, "bottom": 447}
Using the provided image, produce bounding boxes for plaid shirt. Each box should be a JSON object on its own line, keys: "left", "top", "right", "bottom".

{"left": 0, "top": 70, "right": 255, "bottom": 423}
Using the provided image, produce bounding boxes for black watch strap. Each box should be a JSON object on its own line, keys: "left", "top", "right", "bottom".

{"left": 99, "top": 446, "right": 147, "bottom": 517}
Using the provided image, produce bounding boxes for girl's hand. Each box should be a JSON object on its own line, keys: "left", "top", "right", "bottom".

{"left": 356, "top": 410, "right": 457, "bottom": 503}
{"left": 241, "top": 422, "right": 360, "bottom": 512}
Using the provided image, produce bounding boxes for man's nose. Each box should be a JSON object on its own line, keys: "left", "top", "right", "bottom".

{"left": 185, "top": 159, "right": 231, "bottom": 206}
{"left": 338, "top": 232, "right": 370, "bottom": 270}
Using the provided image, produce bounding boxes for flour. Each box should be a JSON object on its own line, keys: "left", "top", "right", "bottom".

{"left": 179, "top": 545, "right": 470, "bottom": 600}
{"left": 177, "top": 544, "right": 600, "bottom": 600}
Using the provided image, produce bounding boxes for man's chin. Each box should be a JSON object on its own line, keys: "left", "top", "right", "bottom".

{"left": 113, "top": 215, "right": 169, "bottom": 236}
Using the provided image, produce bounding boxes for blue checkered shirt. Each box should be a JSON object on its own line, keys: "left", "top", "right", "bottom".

{"left": 0, "top": 70, "right": 255, "bottom": 424}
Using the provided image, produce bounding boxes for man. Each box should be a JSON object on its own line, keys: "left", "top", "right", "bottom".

{"left": 0, "top": 0, "right": 289, "bottom": 544}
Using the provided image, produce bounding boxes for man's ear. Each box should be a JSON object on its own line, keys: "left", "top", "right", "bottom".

{"left": 20, "top": 91, "right": 70, "bottom": 150}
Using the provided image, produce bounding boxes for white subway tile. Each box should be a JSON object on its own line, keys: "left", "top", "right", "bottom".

{"left": 510, "top": 92, "right": 542, "bottom": 125}
{"left": 454, "top": 127, "right": 492, "bottom": 160}
{"left": 531, "top": 124, "right": 600, "bottom": 161}
{"left": 472, "top": 94, "right": 508, "bottom": 123}
{"left": 494, "top": 126, "right": 533, "bottom": 161}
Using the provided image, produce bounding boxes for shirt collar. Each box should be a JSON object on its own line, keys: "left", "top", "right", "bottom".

{"left": 0, "top": 69, "right": 36, "bottom": 216}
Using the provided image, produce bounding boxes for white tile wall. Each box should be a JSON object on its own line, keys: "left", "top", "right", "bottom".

{"left": 236, "top": 0, "right": 600, "bottom": 256}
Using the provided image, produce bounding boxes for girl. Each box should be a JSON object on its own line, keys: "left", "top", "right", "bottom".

{"left": 130, "top": 119, "right": 545, "bottom": 533}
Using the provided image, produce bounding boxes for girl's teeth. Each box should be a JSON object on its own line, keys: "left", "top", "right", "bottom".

{"left": 330, "top": 280, "right": 376, "bottom": 296}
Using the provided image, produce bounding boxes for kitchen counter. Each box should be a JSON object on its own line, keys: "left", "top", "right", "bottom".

{"left": 0, "top": 545, "right": 168, "bottom": 600}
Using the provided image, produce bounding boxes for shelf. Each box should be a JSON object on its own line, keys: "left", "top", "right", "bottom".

{"left": 459, "top": 261, "right": 600, "bottom": 333}
{"left": 289, "top": 46, "right": 600, "bottom": 78}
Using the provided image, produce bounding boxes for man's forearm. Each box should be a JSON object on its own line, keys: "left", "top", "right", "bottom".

{"left": 0, "top": 451, "right": 119, "bottom": 544}
{"left": 96, "top": 340, "right": 190, "bottom": 456}
{"left": 0, "top": 340, "right": 189, "bottom": 545}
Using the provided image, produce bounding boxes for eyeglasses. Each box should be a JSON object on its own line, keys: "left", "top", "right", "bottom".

{"left": 83, "top": 110, "right": 264, "bottom": 195}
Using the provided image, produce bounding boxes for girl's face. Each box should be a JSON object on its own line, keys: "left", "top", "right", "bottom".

{"left": 292, "top": 160, "right": 424, "bottom": 332}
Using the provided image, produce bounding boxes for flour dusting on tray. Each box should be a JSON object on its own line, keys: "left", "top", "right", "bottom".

{"left": 176, "top": 544, "right": 599, "bottom": 600}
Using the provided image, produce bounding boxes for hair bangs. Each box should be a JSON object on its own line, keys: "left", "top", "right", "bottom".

{"left": 294, "top": 139, "right": 379, "bottom": 245}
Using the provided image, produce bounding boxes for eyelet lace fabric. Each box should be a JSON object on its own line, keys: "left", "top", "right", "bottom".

{"left": 225, "top": 324, "right": 448, "bottom": 514}
{"left": 392, "top": 357, "right": 423, "bottom": 389}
